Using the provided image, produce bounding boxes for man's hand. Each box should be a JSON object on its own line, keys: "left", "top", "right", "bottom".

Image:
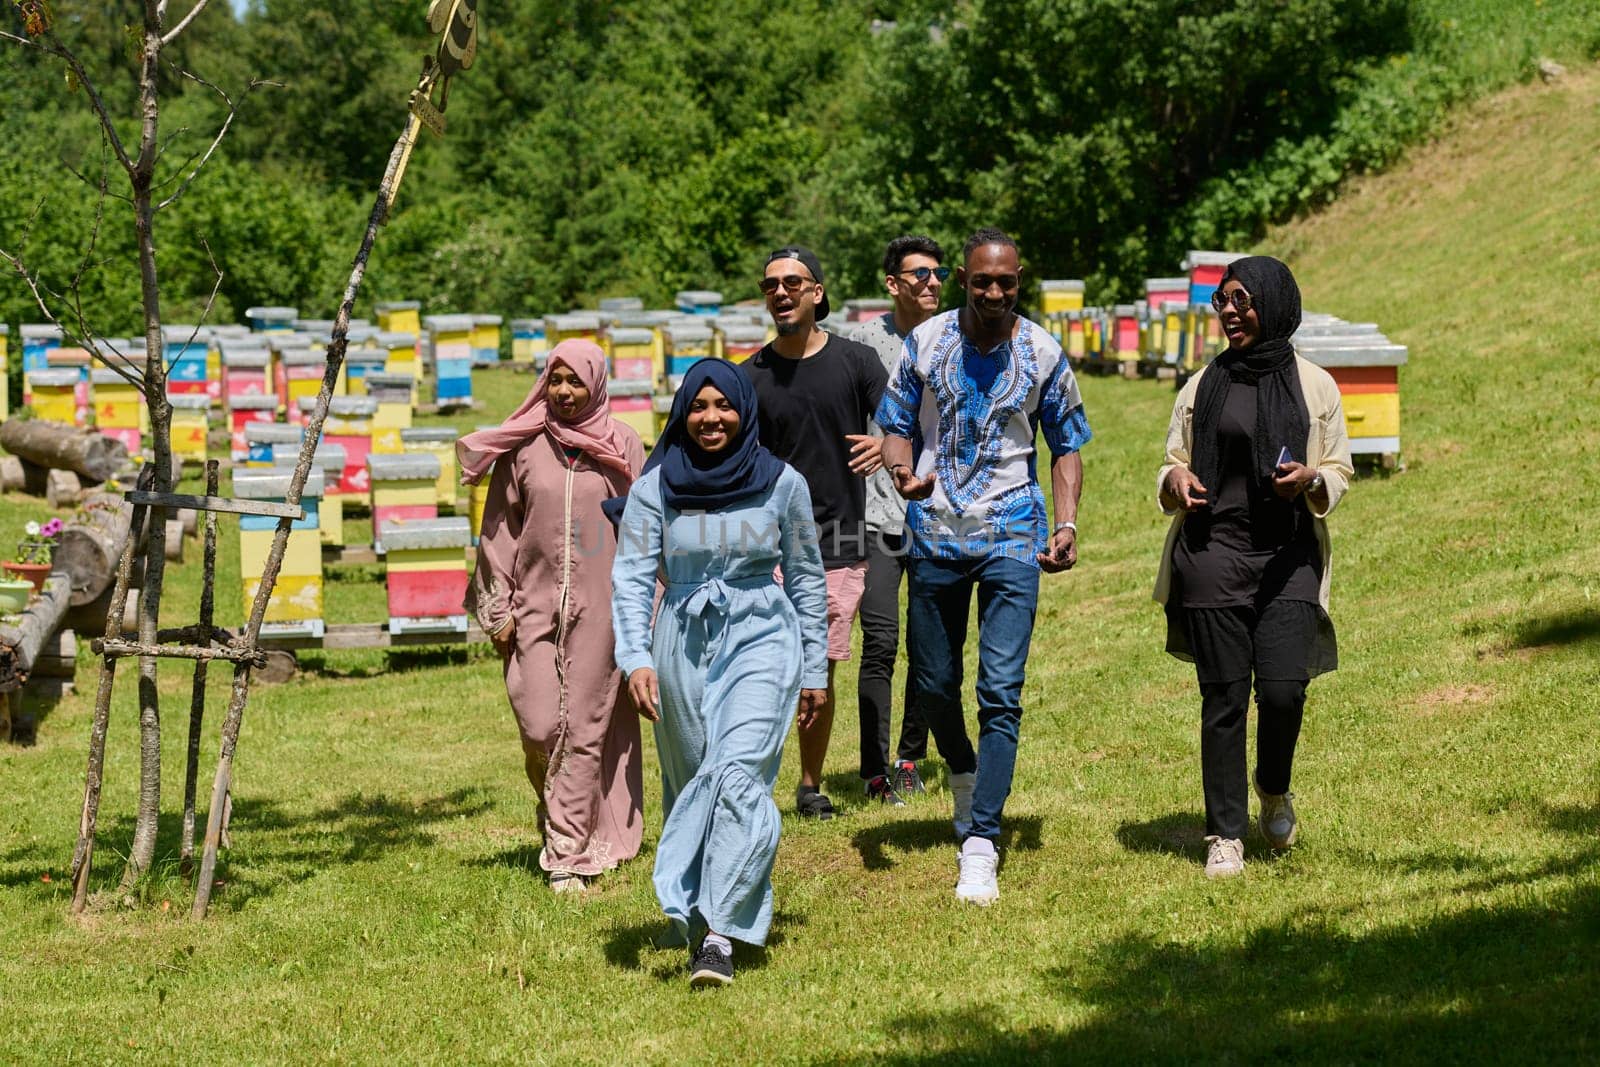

{"left": 797, "top": 688, "right": 827, "bottom": 729}
{"left": 890, "top": 463, "right": 936, "bottom": 501}
{"left": 1271, "top": 460, "right": 1318, "bottom": 501}
{"left": 1037, "top": 527, "right": 1077, "bottom": 573}
{"left": 628, "top": 667, "right": 661, "bottom": 722}
{"left": 846, "top": 434, "right": 883, "bottom": 477}
{"left": 1164, "top": 466, "right": 1210, "bottom": 511}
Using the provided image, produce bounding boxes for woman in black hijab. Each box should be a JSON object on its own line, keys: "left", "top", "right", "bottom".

{"left": 1153, "top": 256, "right": 1353, "bottom": 879}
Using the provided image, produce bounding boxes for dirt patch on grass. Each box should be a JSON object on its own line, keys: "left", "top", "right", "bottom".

{"left": 1413, "top": 683, "right": 1496, "bottom": 715}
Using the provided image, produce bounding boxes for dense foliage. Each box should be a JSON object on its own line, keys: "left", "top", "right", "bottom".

{"left": 2, "top": 0, "right": 1597, "bottom": 334}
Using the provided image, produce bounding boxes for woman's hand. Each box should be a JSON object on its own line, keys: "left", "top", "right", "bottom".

{"left": 1164, "top": 467, "right": 1210, "bottom": 511}
{"left": 489, "top": 619, "right": 516, "bottom": 660}
{"left": 1272, "top": 461, "right": 1319, "bottom": 500}
{"left": 890, "top": 464, "right": 936, "bottom": 501}
{"left": 628, "top": 667, "right": 661, "bottom": 722}
{"left": 797, "top": 688, "right": 827, "bottom": 729}
{"left": 845, "top": 434, "right": 884, "bottom": 477}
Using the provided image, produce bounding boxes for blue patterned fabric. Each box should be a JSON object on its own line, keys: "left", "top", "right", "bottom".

{"left": 876, "top": 311, "right": 1091, "bottom": 565}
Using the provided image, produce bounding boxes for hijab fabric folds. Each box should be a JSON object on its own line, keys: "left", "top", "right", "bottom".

{"left": 644, "top": 357, "right": 786, "bottom": 512}
{"left": 1190, "top": 255, "right": 1311, "bottom": 492}
{"left": 455, "top": 339, "right": 635, "bottom": 489}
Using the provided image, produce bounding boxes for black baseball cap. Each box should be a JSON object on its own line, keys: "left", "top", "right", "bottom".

{"left": 764, "top": 245, "right": 830, "bottom": 321}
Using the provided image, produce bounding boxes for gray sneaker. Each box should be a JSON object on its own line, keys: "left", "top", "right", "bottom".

{"left": 1204, "top": 835, "right": 1245, "bottom": 879}
{"left": 1255, "top": 778, "right": 1298, "bottom": 849}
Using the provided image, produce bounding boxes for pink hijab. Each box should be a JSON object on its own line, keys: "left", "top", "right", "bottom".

{"left": 456, "top": 339, "right": 634, "bottom": 486}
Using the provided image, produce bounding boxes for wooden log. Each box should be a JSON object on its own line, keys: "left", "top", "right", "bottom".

{"left": 0, "top": 420, "right": 127, "bottom": 483}
{"left": 46, "top": 469, "right": 83, "bottom": 508}
{"left": 0, "top": 575, "right": 73, "bottom": 691}
{"left": 165, "top": 519, "right": 185, "bottom": 563}
{"left": 31, "top": 628, "right": 76, "bottom": 679}
{"left": 178, "top": 508, "right": 198, "bottom": 537}
{"left": 0, "top": 455, "right": 24, "bottom": 492}
{"left": 55, "top": 491, "right": 134, "bottom": 608}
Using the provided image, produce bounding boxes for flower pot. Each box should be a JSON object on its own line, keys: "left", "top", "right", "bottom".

{"left": 0, "top": 579, "right": 33, "bottom": 614}
{"left": 2, "top": 561, "right": 51, "bottom": 594}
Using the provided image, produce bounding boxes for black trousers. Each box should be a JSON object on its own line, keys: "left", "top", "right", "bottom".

{"left": 1188, "top": 600, "right": 1317, "bottom": 840}
{"left": 857, "top": 529, "right": 931, "bottom": 780}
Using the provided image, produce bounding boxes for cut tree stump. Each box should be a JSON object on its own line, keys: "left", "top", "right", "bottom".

{"left": 47, "top": 469, "right": 83, "bottom": 509}
{"left": 0, "top": 420, "right": 127, "bottom": 483}
{"left": 0, "top": 575, "right": 73, "bottom": 692}
{"left": 165, "top": 520, "right": 185, "bottom": 563}
{"left": 55, "top": 491, "right": 135, "bottom": 608}
{"left": 0, "top": 456, "right": 24, "bottom": 492}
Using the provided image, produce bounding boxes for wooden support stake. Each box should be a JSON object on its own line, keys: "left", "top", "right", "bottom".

{"left": 90, "top": 638, "right": 266, "bottom": 668}
{"left": 180, "top": 461, "right": 220, "bottom": 876}
{"left": 125, "top": 491, "right": 303, "bottom": 521}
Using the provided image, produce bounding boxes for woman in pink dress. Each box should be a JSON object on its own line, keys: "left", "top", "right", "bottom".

{"left": 459, "top": 339, "right": 646, "bottom": 893}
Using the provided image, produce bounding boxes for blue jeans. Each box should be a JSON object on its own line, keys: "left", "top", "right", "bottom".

{"left": 906, "top": 556, "right": 1039, "bottom": 843}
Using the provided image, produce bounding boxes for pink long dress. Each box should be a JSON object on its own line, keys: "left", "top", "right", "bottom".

{"left": 468, "top": 430, "right": 646, "bottom": 876}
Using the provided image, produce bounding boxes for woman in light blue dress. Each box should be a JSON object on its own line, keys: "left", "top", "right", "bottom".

{"left": 612, "top": 359, "right": 828, "bottom": 988}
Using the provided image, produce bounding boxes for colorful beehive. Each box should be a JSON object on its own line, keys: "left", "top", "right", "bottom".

{"left": 843, "top": 298, "right": 892, "bottom": 324}
{"left": 546, "top": 313, "right": 602, "bottom": 349}
{"left": 510, "top": 318, "right": 546, "bottom": 367}
{"left": 309, "top": 395, "right": 376, "bottom": 494}
{"left": 423, "top": 314, "right": 474, "bottom": 409}
{"left": 368, "top": 452, "right": 441, "bottom": 552}
{"left": 227, "top": 393, "right": 277, "bottom": 460}
{"left": 1064, "top": 310, "right": 1086, "bottom": 362}
{"left": 675, "top": 290, "right": 722, "bottom": 317}
{"left": 234, "top": 467, "right": 324, "bottom": 638}
{"left": 1111, "top": 304, "right": 1141, "bottom": 361}
{"left": 1040, "top": 280, "right": 1086, "bottom": 322}
{"left": 1160, "top": 301, "right": 1186, "bottom": 366}
{"left": 652, "top": 393, "right": 674, "bottom": 443}
{"left": 246, "top": 306, "right": 298, "bottom": 333}
{"left": 272, "top": 442, "right": 347, "bottom": 545}
{"left": 720, "top": 323, "right": 766, "bottom": 365}
{"left": 245, "top": 421, "right": 302, "bottom": 468}
{"left": 663, "top": 321, "right": 714, "bottom": 376}
{"left": 381, "top": 516, "right": 471, "bottom": 635}
{"left": 378, "top": 330, "right": 419, "bottom": 377}
{"left": 29, "top": 369, "right": 80, "bottom": 425}
{"left": 400, "top": 427, "right": 460, "bottom": 509}
{"left": 1295, "top": 338, "right": 1407, "bottom": 462}
{"left": 163, "top": 327, "right": 210, "bottom": 399}
{"left": 168, "top": 394, "right": 210, "bottom": 464}
{"left": 599, "top": 297, "right": 644, "bottom": 313}
{"left": 45, "top": 346, "right": 92, "bottom": 424}
{"left": 273, "top": 344, "right": 324, "bottom": 424}
{"left": 364, "top": 373, "right": 413, "bottom": 454}
{"left": 607, "top": 327, "right": 658, "bottom": 384}
{"left": 470, "top": 314, "right": 502, "bottom": 366}
{"left": 1145, "top": 278, "right": 1190, "bottom": 313}
{"left": 0, "top": 324, "right": 8, "bottom": 421}
{"left": 609, "top": 378, "right": 655, "bottom": 446}
{"left": 1181, "top": 251, "right": 1246, "bottom": 307}
{"left": 376, "top": 300, "right": 422, "bottom": 338}
{"left": 20, "top": 323, "right": 62, "bottom": 373}
{"left": 222, "top": 349, "right": 271, "bottom": 416}
{"left": 344, "top": 347, "right": 387, "bottom": 396}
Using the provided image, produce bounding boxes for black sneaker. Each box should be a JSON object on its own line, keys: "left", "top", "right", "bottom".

{"left": 866, "top": 775, "right": 906, "bottom": 806}
{"left": 795, "top": 786, "right": 836, "bottom": 820}
{"left": 689, "top": 941, "right": 734, "bottom": 987}
{"left": 893, "top": 760, "right": 926, "bottom": 796}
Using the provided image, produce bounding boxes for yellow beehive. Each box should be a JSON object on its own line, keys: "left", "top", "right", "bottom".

{"left": 401, "top": 427, "right": 460, "bottom": 508}
{"left": 235, "top": 468, "right": 324, "bottom": 630}
{"left": 1040, "top": 280, "right": 1086, "bottom": 317}
{"left": 364, "top": 373, "right": 413, "bottom": 454}
{"left": 29, "top": 369, "right": 79, "bottom": 424}
{"left": 376, "top": 300, "right": 422, "bottom": 338}
{"left": 169, "top": 394, "right": 210, "bottom": 463}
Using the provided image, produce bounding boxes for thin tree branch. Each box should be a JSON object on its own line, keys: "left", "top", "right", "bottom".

{"left": 156, "top": 71, "right": 278, "bottom": 212}
{"left": 0, "top": 245, "right": 147, "bottom": 390}
{"left": 0, "top": 30, "right": 136, "bottom": 175}
{"left": 161, "top": 0, "right": 212, "bottom": 46}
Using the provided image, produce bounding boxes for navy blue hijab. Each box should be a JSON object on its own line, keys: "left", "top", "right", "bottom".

{"left": 642, "top": 358, "right": 786, "bottom": 512}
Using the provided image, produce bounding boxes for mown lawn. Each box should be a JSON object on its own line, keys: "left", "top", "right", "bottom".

{"left": 2, "top": 68, "right": 1598, "bottom": 1064}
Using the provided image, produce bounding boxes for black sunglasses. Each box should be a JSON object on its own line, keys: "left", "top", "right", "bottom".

{"left": 759, "top": 274, "right": 815, "bottom": 296}
{"left": 1210, "top": 288, "right": 1253, "bottom": 314}
{"left": 895, "top": 266, "right": 951, "bottom": 283}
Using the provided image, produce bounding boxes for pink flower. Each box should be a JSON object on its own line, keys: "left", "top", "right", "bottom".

{"left": 40, "top": 518, "right": 64, "bottom": 539}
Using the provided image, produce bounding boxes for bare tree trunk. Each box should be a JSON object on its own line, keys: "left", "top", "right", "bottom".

{"left": 124, "top": 10, "right": 173, "bottom": 889}
{"left": 180, "top": 462, "right": 218, "bottom": 875}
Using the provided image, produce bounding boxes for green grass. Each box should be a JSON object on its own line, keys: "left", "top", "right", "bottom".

{"left": 3, "top": 68, "right": 1600, "bottom": 1063}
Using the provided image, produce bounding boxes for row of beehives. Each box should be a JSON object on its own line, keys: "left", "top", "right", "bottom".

{"left": 1032, "top": 252, "right": 1408, "bottom": 463}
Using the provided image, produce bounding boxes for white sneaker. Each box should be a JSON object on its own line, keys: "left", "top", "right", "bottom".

{"left": 1255, "top": 777, "right": 1298, "bottom": 850}
{"left": 955, "top": 836, "right": 999, "bottom": 905}
{"left": 1204, "top": 835, "right": 1245, "bottom": 879}
{"left": 948, "top": 771, "right": 977, "bottom": 840}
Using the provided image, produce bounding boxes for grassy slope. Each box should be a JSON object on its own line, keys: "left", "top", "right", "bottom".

{"left": 3, "top": 67, "right": 1600, "bottom": 1064}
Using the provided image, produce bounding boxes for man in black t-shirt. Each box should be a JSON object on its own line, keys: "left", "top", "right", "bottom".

{"left": 743, "top": 245, "right": 888, "bottom": 820}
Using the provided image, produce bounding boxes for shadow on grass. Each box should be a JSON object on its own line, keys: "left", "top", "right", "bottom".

{"left": 851, "top": 815, "right": 1043, "bottom": 872}
{"left": 857, "top": 801, "right": 1600, "bottom": 1063}
{"left": 1114, "top": 811, "right": 1207, "bottom": 861}
{"left": 293, "top": 645, "right": 495, "bottom": 680}
{"left": 603, "top": 909, "right": 805, "bottom": 982}
{"left": 1511, "top": 609, "right": 1600, "bottom": 651}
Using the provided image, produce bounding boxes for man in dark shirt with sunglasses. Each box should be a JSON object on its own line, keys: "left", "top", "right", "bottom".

{"left": 743, "top": 245, "right": 889, "bottom": 821}
{"left": 847, "top": 235, "right": 950, "bottom": 807}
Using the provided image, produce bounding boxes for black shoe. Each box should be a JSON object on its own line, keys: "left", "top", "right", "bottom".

{"left": 689, "top": 941, "right": 734, "bottom": 987}
{"left": 866, "top": 774, "right": 906, "bottom": 807}
{"left": 893, "top": 760, "right": 926, "bottom": 796}
{"left": 795, "top": 786, "right": 836, "bottom": 820}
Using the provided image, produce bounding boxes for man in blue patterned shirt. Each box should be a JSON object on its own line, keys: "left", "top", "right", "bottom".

{"left": 877, "top": 228, "right": 1091, "bottom": 905}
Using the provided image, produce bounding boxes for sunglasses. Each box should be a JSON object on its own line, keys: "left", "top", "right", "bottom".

{"left": 896, "top": 266, "right": 951, "bottom": 283}
{"left": 968, "top": 273, "right": 1020, "bottom": 292}
{"left": 1210, "top": 288, "right": 1254, "bottom": 314}
{"left": 759, "top": 274, "right": 815, "bottom": 296}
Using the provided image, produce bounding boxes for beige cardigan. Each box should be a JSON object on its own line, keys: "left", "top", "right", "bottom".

{"left": 1153, "top": 356, "right": 1354, "bottom": 667}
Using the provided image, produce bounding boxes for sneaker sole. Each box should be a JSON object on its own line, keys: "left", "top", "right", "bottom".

{"left": 1205, "top": 864, "right": 1245, "bottom": 879}
{"left": 689, "top": 969, "right": 733, "bottom": 988}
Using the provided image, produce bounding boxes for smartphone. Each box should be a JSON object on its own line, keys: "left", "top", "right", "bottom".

{"left": 1275, "top": 445, "right": 1294, "bottom": 474}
